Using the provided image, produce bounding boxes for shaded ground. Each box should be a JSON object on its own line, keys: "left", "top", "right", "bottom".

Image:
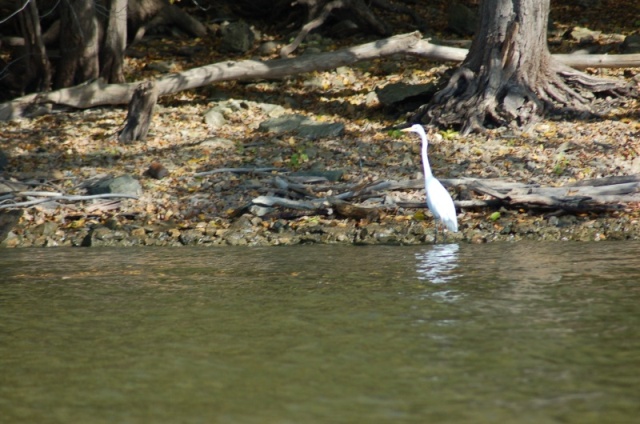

{"left": 1, "top": 0, "right": 639, "bottom": 247}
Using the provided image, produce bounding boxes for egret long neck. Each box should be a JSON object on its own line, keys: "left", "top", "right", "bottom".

{"left": 421, "top": 140, "right": 433, "bottom": 179}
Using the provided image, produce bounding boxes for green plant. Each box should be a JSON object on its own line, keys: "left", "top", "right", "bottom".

{"left": 440, "top": 128, "right": 458, "bottom": 140}
{"left": 289, "top": 150, "right": 309, "bottom": 168}
{"left": 388, "top": 129, "right": 403, "bottom": 139}
{"left": 553, "top": 152, "right": 570, "bottom": 176}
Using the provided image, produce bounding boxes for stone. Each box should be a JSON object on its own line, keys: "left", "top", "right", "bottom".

{"left": 130, "top": 227, "right": 146, "bottom": 237}
{"left": 0, "top": 231, "right": 20, "bottom": 248}
{"left": 81, "top": 226, "right": 128, "bottom": 247}
{"left": 259, "top": 41, "right": 279, "bottom": 55}
{"left": 104, "top": 218, "right": 121, "bottom": 230}
{"left": 258, "top": 103, "right": 286, "bottom": 117}
{"left": 221, "top": 20, "right": 255, "bottom": 53}
{"left": 200, "top": 137, "right": 235, "bottom": 150}
{"left": 258, "top": 114, "right": 308, "bottom": 133}
{"left": 32, "top": 221, "right": 58, "bottom": 237}
{"left": 365, "top": 91, "right": 379, "bottom": 107}
{"left": 0, "top": 209, "right": 23, "bottom": 245}
{"left": 224, "top": 231, "right": 248, "bottom": 246}
{"left": 203, "top": 109, "right": 226, "bottom": 129}
{"left": 375, "top": 82, "right": 437, "bottom": 106}
{"left": 86, "top": 174, "right": 142, "bottom": 196}
{"left": 297, "top": 122, "right": 344, "bottom": 140}
{"left": 258, "top": 114, "right": 345, "bottom": 140}
{"left": 179, "top": 229, "right": 204, "bottom": 245}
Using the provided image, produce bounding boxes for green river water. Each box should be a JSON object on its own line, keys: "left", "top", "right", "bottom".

{"left": 1, "top": 242, "right": 639, "bottom": 423}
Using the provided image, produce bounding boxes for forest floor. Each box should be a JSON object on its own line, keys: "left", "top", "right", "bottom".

{"left": 1, "top": 1, "right": 640, "bottom": 247}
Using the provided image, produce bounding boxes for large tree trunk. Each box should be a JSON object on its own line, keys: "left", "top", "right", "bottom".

{"left": 417, "top": 0, "right": 632, "bottom": 135}
{"left": 17, "top": 0, "right": 51, "bottom": 94}
{"left": 55, "top": 0, "right": 100, "bottom": 89}
{"left": 100, "top": 0, "right": 127, "bottom": 84}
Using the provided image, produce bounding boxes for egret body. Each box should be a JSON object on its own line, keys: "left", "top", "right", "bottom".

{"left": 402, "top": 124, "right": 458, "bottom": 242}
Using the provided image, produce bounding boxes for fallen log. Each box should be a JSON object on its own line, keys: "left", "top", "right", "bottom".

{"left": 0, "top": 32, "right": 423, "bottom": 120}
{"left": 2, "top": 31, "right": 638, "bottom": 120}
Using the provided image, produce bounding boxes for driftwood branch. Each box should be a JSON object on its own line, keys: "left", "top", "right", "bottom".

{"left": 234, "top": 174, "right": 640, "bottom": 219}
{"left": 468, "top": 176, "right": 640, "bottom": 212}
{"left": 2, "top": 31, "right": 639, "bottom": 120}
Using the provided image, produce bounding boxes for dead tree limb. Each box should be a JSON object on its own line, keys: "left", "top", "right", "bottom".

{"left": 238, "top": 174, "right": 640, "bottom": 218}
{"left": 0, "top": 193, "right": 139, "bottom": 209}
{"left": 3, "top": 31, "right": 639, "bottom": 121}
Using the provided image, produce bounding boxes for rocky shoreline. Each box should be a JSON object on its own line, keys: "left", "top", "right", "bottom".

{"left": 2, "top": 207, "right": 638, "bottom": 248}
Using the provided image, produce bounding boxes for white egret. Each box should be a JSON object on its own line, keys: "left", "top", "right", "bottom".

{"left": 401, "top": 124, "right": 458, "bottom": 243}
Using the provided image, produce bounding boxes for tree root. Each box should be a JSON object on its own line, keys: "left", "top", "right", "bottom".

{"left": 416, "top": 59, "right": 636, "bottom": 135}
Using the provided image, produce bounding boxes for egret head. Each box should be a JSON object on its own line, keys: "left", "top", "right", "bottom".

{"left": 400, "top": 124, "right": 428, "bottom": 142}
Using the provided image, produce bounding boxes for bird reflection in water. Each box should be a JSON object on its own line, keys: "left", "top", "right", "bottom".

{"left": 415, "top": 244, "right": 461, "bottom": 302}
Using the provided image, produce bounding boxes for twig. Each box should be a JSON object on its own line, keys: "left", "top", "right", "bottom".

{"left": 0, "top": 193, "right": 138, "bottom": 209}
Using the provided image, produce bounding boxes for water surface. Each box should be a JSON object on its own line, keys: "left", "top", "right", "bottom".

{"left": 2, "top": 242, "right": 640, "bottom": 423}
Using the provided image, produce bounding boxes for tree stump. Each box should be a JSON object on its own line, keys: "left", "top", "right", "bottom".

{"left": 119, "top": 80, "right": 158, "bottom": 143}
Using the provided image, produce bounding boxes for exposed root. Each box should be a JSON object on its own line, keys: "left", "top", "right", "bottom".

{"left": 416, "top": 60, "right": 635, "bottom": 135}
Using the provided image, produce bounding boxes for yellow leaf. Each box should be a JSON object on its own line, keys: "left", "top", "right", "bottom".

{"left": 69, "top": 218, "right": 85, "bottom": 229}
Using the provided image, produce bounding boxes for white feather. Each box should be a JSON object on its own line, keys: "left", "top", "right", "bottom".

{"left": 402, "top": 124, "right": 458, "bottom": 234}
